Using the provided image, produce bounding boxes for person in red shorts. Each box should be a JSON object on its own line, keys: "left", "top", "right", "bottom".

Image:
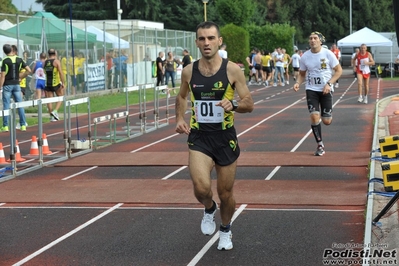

{"left": 352, "top": 44, "right": 375, "bottom": 104}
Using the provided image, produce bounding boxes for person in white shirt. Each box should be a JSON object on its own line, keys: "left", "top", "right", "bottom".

{"left": 293, "top": 31, "right": 342, "bottom": 156}
{"left": 273, "top": 48, "right": 285, "bottom": 86}
{"left": 291, "top": 49, "right": 301, "bottom": 82}
{"left": 351, "top": 48, "right": 360, "bottom": 79}
{"left": 218, "top": 44, "right": 227, "bottom": 59}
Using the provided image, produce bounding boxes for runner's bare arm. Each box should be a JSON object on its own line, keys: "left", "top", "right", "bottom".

{"left": 224, "top": 62, "right": 254, "bottom": 113}
{"left": 293, "top": 70, "right": 306, "bottom": 91}
{"left": 329, "top": 63, "right": 343, "bottom": 84}
{"left": 175, "top": 65, "right": 192, "bottom": 135}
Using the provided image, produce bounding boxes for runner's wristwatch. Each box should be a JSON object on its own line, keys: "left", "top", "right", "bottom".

{"left": 230, "top": 100, "right": 238, "bottom": 111}
{"left": 327, "top": 82, "right": 332, "bottom": 87}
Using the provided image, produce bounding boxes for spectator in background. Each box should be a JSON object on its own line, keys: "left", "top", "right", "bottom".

{"left": 245, "top": 48, "right": 256, "bottom": 85}
{"left": 31, "top": 52, "right": 47, "bottom": 99}
{"left": 330, "top": 43, "right": 341, "bottom": 88}
{"left": 395, "top": 53, "right": 399, "bottom": 64}
{"left": 260, "top": 50, "right": 272, "bottom": 86}
{"left": 113, "top": 50, "right": 127, "bottom": 88}
{"left": 182, "top": 49, "right": 192, "bottom": 68}
{"left": 164, "top": 51, "right": 182, "bottom": 95}
{"left": 106, "top": 50, "right": 114, "bottom": 89}
{"left": 44, "top": 49, "right": 65, "bottom": 121}
{"left": 0, "top": 44, "right": 31, "bottom": 132}
{"left": 282, "top": 48, "right": 291, "bottom": 85}
{"left": 273, "top": 47, "right": 285, "bottom": 86}
{"left": 291, "top": 49, "right": 301, "bottom": 82}
{"left": 121, "top": 49, "right": 129, "bottom": 86}
{"left": 61, "top": 51, "right": 74, "bottom": 95}
{"left": 76, "top": 52, "right": 86, "bottom": 92}
{"left": 22, "top": 50, "right": 33, "bottom": 99}
{"left": 351, "top": 48, "right": 360, "bottom": 79}
{"left": 218, "top": 43, "right": 227, "bottom": 59}
{"left": 156, "top": 51, "right": 165, "bottom": 87}
{"left": 11, "top": 45, "right": 28, "bottom": 100}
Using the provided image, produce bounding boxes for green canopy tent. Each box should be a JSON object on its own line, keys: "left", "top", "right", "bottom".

{"left": 0, "top": 29, "right": 41, "bottom": 46}
{"left": 6, "top": 12, "right": 97, "bottom": 50}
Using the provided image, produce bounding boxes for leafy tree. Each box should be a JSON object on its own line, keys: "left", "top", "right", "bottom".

{"left": 215, "top": 0, "right": 255, "bottom": 27}
{"left": 220, "top": 23, "right": 249, "bottom": 64}
{"left": 0, "top": 0, "right": 18, "bottom": 14}
{"left": 31, "top": 0, "right": 396, "bottom": 44}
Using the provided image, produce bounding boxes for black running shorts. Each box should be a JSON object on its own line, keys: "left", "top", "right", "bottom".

{"left": 306, "top": 90, "right": 333, "bottom": 118}
{"left": 187, "top": 127, "right": 240, "bottom": 166}
{"left": 45, "top": 84, "right": 62, "bottom": 92}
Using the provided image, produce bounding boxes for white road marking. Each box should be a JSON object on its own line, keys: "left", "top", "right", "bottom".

{"left": 11, "top": 203, "right": 123, "bottom": 266}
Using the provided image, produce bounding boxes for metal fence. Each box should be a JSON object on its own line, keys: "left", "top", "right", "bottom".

{"left": 0, "top": 13, "right": 199, "bottom": 96}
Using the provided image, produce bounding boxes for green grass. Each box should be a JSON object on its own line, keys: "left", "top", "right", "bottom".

{"left": 382, "top": 77, "right": 399, "bottom": 81}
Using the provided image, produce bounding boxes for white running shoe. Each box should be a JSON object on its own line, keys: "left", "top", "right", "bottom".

{"left": 51, "top": 110, "right": 60, "bottom": 121}
{"left": 282, "top": 83, "right": 285, "bottom": 86}
{"left": 357, "top": 96, "right": 363, "bottom": 103}
{"left": 363, "top": 96, "right": 368, "bottom": 104}
{"left": 273, "top": 83, "right": 277, "bottom": 87}
{"left": 201, "top": 202, "right": 217, "bottom": 235}
{"left": 314, "top": 145, "right": 325, "bottom": 156}
{"left": 286, "top": 81, "right": 289, "bottom": 85}
{"left": 335, "top": 83, "right": 339, "bottom": 88}
{"left": 217, "top": 230, "right": 233, "bottom": 250}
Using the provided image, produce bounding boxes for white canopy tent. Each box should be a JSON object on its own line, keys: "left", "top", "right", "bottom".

{"left": 85, "top": 25, "right": 129, "bottom": 49}
{"left": 0, "top": 35, "right": 24, "bottom": 59}
{"left": 337, "top": 27, "right": 393, "bottom": 77}
{"left": 0, "top": 19, "right": 14, "bottom": 30}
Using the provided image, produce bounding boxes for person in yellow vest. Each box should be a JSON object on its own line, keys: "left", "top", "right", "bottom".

{"left": 61, "top": 51, "right": 75, "bottom": 95}
{"left": 76, "top": 52, "right": 86, "bottom": 93}
{"left": 44, "top": 49, "right": 65, "bottom": 122}
{"left": 260, "top": 50, "right": 272, "bottom": 86}
{"left": 282, "top": 48, "right": 291, "bottom": 85}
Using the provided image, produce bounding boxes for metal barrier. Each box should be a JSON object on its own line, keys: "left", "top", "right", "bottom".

{"left": 65, "top": 97, "right": 92, "bottom": 158}
{"left": 0, "top": 84, "right": 170, "bottom": 180}
{"left": 92, "top": 114, "right": 112, "bottom": 150}
{"left": 155, "top": 85, "right": 170, "bottom": 129}
{"left": 111, "top": 111, "right": 130, "bottom": 143}
{"left": 121, "top": 86, "right": 143, "bottom": 138}
{"left": 139, "top": 83, "right": 157, "bottom": 133}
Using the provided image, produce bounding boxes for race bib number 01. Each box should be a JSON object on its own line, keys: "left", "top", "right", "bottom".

{"left": 195, "top": 100, "right": 224, "bottom": 123}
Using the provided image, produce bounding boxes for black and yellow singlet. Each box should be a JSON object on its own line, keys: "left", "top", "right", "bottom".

{"left": 189, "top": 59, "right": 235, "bottom": 131}
{"left": 1, "top": 55, "right": 26, "bottom": 85}
{"left": 44, "top": 59, "right": 61, "bottom": 87}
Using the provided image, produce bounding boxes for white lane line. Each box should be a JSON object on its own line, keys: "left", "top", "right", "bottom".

{"left": 187, "top": 204, "right": 247, "bottom": 266}
{"left": 11, "top": 203, "right": 123, "bottom": 266}
{"left": 130, "top": 133, "right": 179, "bottom": 153}
{"left": 265, "top": 166, "right": 281, "bottom": 180}
{"left": 0, "top": 203, "right": 5, "bottom": 206}
{"left": 162, "top": 166, "right": 187, "bottom": 180}
{"left": 62, "top": 166, "right": 98, "bottom": 180}
{"left": 238, "top": 98, "right": 304, "bottom": 137}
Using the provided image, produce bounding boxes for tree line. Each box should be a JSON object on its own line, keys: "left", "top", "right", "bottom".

{"left": 0, "top": 0, "right": 393, "bottom": 45}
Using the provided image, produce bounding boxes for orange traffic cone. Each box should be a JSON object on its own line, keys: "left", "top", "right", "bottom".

{"left": 7, "top": 140, "right": 25, "bottom": 162}
{"left": 29, "top": 136, "right": 39, "bottom": 156}
{"left": 0, "top": 143, "right": 6, "bottom": 164}
{"left": 42, "top": 133, "right": 52, "bottom": 155}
